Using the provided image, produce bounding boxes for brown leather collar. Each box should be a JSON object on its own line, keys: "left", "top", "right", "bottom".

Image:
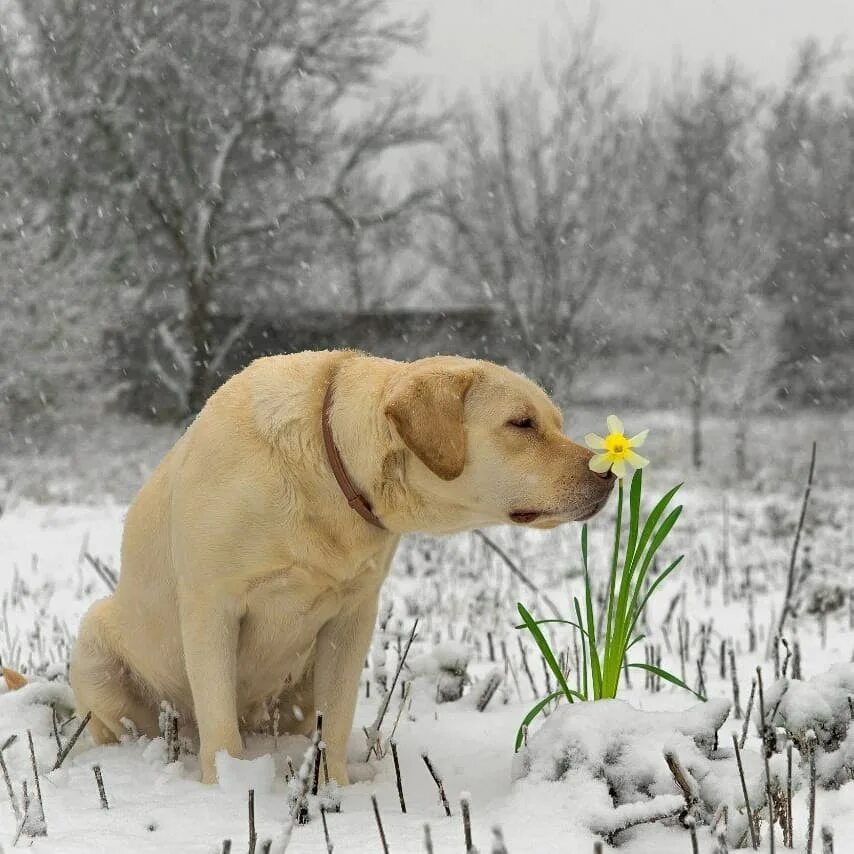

{"left": 322, "top": 382, "right": 386, "bottom": 531}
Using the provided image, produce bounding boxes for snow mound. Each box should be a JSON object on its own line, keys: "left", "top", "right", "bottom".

{"left": 215, "top": 751, "right": 276, "bottom": 795}
{"left": 765, "top": 664, "right": 854, "bottom": 753}
{"left": 511, "top": 699, "right": 774, "bottom": 846}
{"left": 408, "top": 641, "right": 472, "bottom": 703}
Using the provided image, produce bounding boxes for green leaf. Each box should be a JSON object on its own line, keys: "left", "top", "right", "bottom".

{"left": 631, "top": 483, "right": 682, "bottom": 573}
{"left": 517, "top": 603, "right": 574, "bottom": 702}
{"left": 626, "top": 634, "right": 646, "bottom": 650}
{"left": 609, "top": 473, "right": 643, "bottom": 686}
{"left": 604, "top": 480, "right": 624, "bottom": 668}
{"left": 514, "top": 690, "right": 565, "bottom": 751}
{"left": 514, "top": 618, "right": 587, "bottom": 636}
{"left": 573, "top": 596, "right": 589, "bottom": 700}
{"left": 626, "top": 555, "right": 685, "bottom": 643}
{"left": 581, "top": 566, "right": 602, "bottom": 698}
{"left": 627, "top": 662, "right": 702, "bottom": 698}
{"left": 631, "top": 506, "right": 683, "bottom": 607}
{"left": 581, "top": 523, "right": 589, "bottom": 569}
{"left": 625, "top": 468, "right": 643, "bottom": 569}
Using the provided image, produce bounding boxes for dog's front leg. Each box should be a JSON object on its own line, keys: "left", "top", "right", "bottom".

{"left": 312, "top": 591, "right": 380, "bottom": 786}
{"left": 179, "top": 590, "right": 244, "bottom": 783}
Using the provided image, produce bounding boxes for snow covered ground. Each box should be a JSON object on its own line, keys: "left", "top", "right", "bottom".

{"left": 1, "top": 425, "right": 853, "bottom": 852}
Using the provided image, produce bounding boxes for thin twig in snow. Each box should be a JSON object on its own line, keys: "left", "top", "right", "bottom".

{"left": 473, "top": 530, "right": 562, "bottom": 619}
{"left": 756, "top": 668, "right": 775, "bottom": 854}
{"left": 461, "top": 795, "right": 474, "bottom": 852}
{"left": 732, "top": 733, "right": 758, "bottom": 850}
{"left": 807, "top": 730, "right": 817, "bottom": 854}
{"left": 421, "top": 753, "right": 451, "bottom": 817}
{"left": 320, "top": 804, "right": 334, "bottom": 853}
{"left": 53, "top": 711, "right": 91, "bottom": 770}
{"left": 775, "top": 442, "right": 817, "bottom": 644}
{"left": 27, "top": 730, "right": 46, "bottom": 835}
{"left": 390, "top": 741, "right": 406, "bottom": 813}
{"left": 372, "top": 795, "right": 389, "bottom": 854}
{"left": 740, "top": 679, "right": 756, "bottom": 749}
{"left": 248, "top": 788, "right": 257, "bottom": 854}
{"left": 0, "top": 740, "right": 20, "bottom": 822}
{"left": 365, "top": 620, "right": 418, "bottom": 760}
{"left": 93, "top": 765, "right": 109, "bottom": 809}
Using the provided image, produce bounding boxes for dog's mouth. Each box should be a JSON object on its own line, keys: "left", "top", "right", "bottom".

{"left": 509, "top": 510, "right": 543, "bottom": 524}
{"left": 510, "top": 494, "right": 611, "bottom": 526}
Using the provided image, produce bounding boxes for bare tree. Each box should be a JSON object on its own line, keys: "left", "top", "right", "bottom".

{"left": 728, "top": 297, "right": 782, "bottom": 478}
{"left": 642, "top": 64, "right": 769, "bottom": 468}
{"left": 4, "top": 0, "right": 438, "bottom": 415}
{"left": 762, "top": 40, "right": 854, "bottom": 408}
{"left": 430, "top": 20, "right": 643, "bottom": 396}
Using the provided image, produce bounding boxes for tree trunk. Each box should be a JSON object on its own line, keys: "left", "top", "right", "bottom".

{"left": 690, "top": 374, "right": 703, "bottom": 470}
{"left": 735, "top": 416, "right": 748, "bottom": 479}
{"left": 186, "top": 273, "right": 212, "bottom": 415}
{"left": 348, "top": 228, "right": 364, "bottom": 312}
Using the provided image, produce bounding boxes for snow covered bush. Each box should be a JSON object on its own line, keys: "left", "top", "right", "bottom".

{"left": 512, "top": 698, "right": 777, "bottom": 846}
{"left": 764, "top": 664, "right": 854, "bottom": 754}
{"left": 408, "top": 641, "right": 472, "bottom": 703}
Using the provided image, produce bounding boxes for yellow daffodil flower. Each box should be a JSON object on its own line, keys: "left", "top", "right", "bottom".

{"left": 585, "top": 415, "right": 650, "bottom": 479}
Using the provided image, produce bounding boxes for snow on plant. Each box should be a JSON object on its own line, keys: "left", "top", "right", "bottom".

{"left": 515, "top": 417, "right": 693, "bottom": 749}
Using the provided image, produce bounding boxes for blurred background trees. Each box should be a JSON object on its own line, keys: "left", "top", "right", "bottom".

{"left": 431, "top": 22, "right": 643, "bottom": 398}
{"left": 1, "top": 3, "right": 851, "bottom": 472}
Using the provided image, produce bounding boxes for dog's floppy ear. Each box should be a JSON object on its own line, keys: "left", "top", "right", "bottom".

{"left": 385, "top": 367, "right": 476, "bottom": 481}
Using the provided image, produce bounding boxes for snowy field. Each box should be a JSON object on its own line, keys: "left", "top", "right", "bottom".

{"left": 1, "top": 413, "right": 853, "bottom": 853}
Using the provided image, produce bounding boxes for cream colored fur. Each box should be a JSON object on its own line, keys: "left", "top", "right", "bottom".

{"left": 69, "top": 350, "right": 613, "bottom": 784}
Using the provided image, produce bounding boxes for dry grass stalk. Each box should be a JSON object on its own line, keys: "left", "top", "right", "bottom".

{"left": 311, "top": 714, "right": 323, "bottom": 797}
{"left": 0, "top": 739, "right": 20, "bottom": 822}
{"left": 807, "top": 730, "right": 817, "bottom": 854}
{"left": 776, "top": 442, "right": 817, "bottom": 643}
{"left": 461, "top": 796, "right": 475, "bottom": 852}
{"left": 685, "top": 816, "right": 699, "bottom": 854}
{"left": 320, "top": 804, "right": 334, "bottom": 853}
{"left": 93, "top": 764, "right": 109, "bottom": 809}
{"left": 26, "top": 730, "right": 46, "bottom": 835}
{"left": 732, "top": 733, "right": 758, "bottom": 849}
{"left": 756, "top": 668, "right": 775, "bottom": 854}
{"left": 365, "top": 620, "right": 419, "bottom": 761}
{"left": 248, "top": 789, "right": 257, "bottom": 854}
{"left": 491, "top": 825, "right": 508, "bottom": 853}
{"left": 421, "top": 753, "right": 451, "bottom": 817}
{"left": 371, "top": 795, "right": 389, "bottom": 854}
{"left": 729, "top": 644, "right": 742, "bottom": 720}
{"left": 390, "top": 741, "right": 406, "bottom": 813}
{"left": 740, "top": 679, "right": 756, "bottom": 749}
{"left": 786, "top": 741, "right": 794, "bottom": 846}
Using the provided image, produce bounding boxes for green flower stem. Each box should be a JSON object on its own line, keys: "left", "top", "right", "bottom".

{"left": 603, "top": 478, "right": 624, "bottom": 696}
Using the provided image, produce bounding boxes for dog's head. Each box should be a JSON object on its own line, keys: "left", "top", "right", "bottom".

{"left": 384, "top": 356, "right": 614, "bottom": 533}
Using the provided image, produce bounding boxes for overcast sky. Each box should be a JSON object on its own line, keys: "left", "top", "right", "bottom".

{"left": 395, "top": 0, "right": 854, "bottom": 100}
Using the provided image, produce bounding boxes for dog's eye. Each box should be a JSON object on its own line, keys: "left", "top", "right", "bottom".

{"left": 508, "top": 417, "right": 536, "bottom": 430}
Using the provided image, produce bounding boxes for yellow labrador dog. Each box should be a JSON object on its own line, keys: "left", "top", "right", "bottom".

{"left": 70, "top": 350, "right": 614, "bottom": 784}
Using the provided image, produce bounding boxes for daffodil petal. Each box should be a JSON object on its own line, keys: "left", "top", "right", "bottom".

{"left": 589, "top": 453, "right": 613, "bottom": 474}
{"left": 606, "top": 415, "right": 624, "bottom": 435}
{"left": 628, "top": 429, "right": 649, "bottom": 448}
{"left": 585, "top": 432, "right": 606, "bottom": 450}
{"left": 611, "top": 458, "right": 627, "bottom": 479}
{"left": 625, "top": 450, "right": 650, "bottom": 469}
